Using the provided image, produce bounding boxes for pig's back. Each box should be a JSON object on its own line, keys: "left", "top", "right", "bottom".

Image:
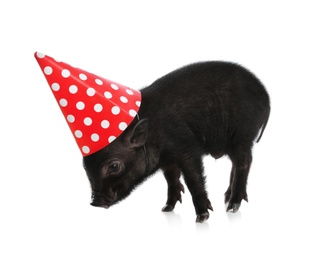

{"left": 140, "top": 61, "right": 270, "bottom": 156}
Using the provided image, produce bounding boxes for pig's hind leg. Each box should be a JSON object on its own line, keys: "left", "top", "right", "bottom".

{"left": 225, "top": 144, "right": 252, "bottom": 212}
{"left": 162, "top": 164, "right": 185, "bottom": 212}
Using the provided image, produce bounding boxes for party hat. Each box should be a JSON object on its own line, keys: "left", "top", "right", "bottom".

{"left": 34, "top": 52, "right": 142, "bottom": 156}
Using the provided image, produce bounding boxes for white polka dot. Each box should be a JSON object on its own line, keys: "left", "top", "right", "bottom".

{"left": 51, "top": 83, "right": 60, "bottom": 91}
{"left": 61, "top": 69, "right": 71, "bottom": 78}
{"left": 82, "top": 146, "right": 90, "bottom": 154}
{"left": 79, "top": 73, "right": 87, "bottom": 80}
{"left": 129, "top": 109, "right": 137, "bottom": 117}
{"left": 104, "top": 91, "right": 112, "bottom": 99}
{"left": 76, "top": 101, "right": 85, "bottom": 110}
{"left": 136, "top": 101, "right": 141, "bottom": 107}
{"left": 101, "top": 120, "right": 110, "bottom": 129}
{"left": 87, "top": 87, "right": 95, "bottom": 97}
{"left": 95, "top": 79, "right": 103, "bottom": 85}
{"left": 111, "top": 106, "right": 120, "bottom": 115}
{"left": 59, "top": 98, "right": 68, "bottom": 107}
{"left": 67, "top": 115, "right": 75, "bottom": 123}
{"left": 75, "top": 130, "right": 83, "bottom": 138}
{"left": 44, "top": 66, "right": 53, "bottom": 75}
{"left": 69, "top": 85, "right": 78, "bottom": 94}
{"left": 120, "top": 96, "right": 128, "bottom": 103}
{"left": 126, "top": 89, "right": 134, "bottom": 95}
{"left": 94, "top": 103, "right": 103, "bottom": 112}
{"left": 111, "top": 84, "right": 119, "bottom": 90}
{"left": 119, "top": 122, "right": 128, "bottom": 131}
{"left": 36, "top": 52, "right": 45, "bottom": 58}
{"left": 108, "top": 136, "right": 116, "bottom": 143}
{"left": 91, "top": 133, "right": 99, "bottom": 142}
{"left": 84, "top": 117, "right": 92, "bottom": 126}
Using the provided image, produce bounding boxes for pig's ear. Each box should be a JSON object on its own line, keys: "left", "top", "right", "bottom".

{"left": 130, "top": 119, "right": 149, "bottom": 147}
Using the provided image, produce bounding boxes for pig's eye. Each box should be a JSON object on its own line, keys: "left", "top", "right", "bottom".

{"left": 106, "top": 162, "right": 122, "bottom": 176}
{"left": 108, "top": 163, "right": 119, "bottom": 174}
{"left": 101, "top": 161, "right": 123, "bottom": 177}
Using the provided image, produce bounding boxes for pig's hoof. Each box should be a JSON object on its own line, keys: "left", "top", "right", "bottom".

{"left": 226, "top": 193, "right": 248, "bottom": 212}
{"left": 207, "top": 199, "right": 213, "bottom": 211}
{"left": 226, "top": 202, "right": 241, "bottom": 213}
{"left": 196, "top": 212, "right": 209, "bottom": 223}
{"left": 162, "top": 204, "right": 175, "bottom": 212}
{"left": 224, "top": 190, "right": 231, "bottom": 204}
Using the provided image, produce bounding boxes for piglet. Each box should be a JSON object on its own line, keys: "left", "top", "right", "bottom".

{"left": 83, "top": 61, "right": 270, "bottom": 222}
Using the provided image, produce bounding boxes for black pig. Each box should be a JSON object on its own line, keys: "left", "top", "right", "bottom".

{"left": 83, "top": 61, "right": 270, "bottom": 222}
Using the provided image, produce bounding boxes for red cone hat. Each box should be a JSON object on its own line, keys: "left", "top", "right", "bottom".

{"left": 34, "top": 52, "right": 142, "bottom": 156}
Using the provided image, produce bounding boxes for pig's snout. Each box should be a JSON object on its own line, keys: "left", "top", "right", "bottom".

{"left": 90, "top": 191, "right": 117, "bottom": 209}
{"left": 90, "top": 195, "right": 110, "bottom": 209}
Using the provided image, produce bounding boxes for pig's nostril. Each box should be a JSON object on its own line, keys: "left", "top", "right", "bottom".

{"left": 91, "top": 202, "right": 110, "bottom": 209}
{"left": 90, "top": 195, "right": 110, "bottom": 208}
{"left": 90, "top": 200, "right": 100, "bottom": 207}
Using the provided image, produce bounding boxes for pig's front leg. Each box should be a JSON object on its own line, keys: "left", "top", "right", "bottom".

{"left": 162, "top": 164, "right": 184, "bottom": 212}
{"left": 181, "top": 156, "right": 213, "bottom": 223}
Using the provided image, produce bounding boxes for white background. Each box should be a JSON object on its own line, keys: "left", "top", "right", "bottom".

{"left": 1, "top": 1, "right": 316, "bottom": 259}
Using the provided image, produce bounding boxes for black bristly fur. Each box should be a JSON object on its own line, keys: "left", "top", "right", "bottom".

{"left": 83, "top": 61, "right": 270, "bottom": 223}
